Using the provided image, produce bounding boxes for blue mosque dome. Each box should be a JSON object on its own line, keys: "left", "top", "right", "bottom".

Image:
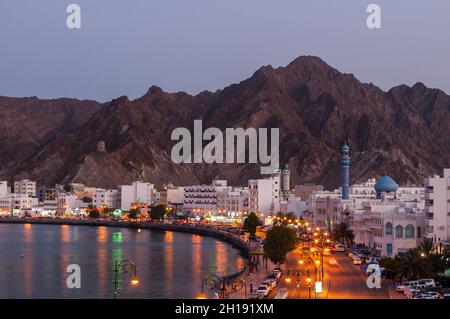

{"left": 340, "top": 144, "right": 350, "bottom": 150}
{"left": 374, "top": 176, "right": 398, "bottom": 193}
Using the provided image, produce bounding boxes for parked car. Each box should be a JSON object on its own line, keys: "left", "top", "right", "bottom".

{"left": 256, "top": 285, "right": 270, "bottom": 297}
{"left": 412, "top": 293, "right": 434, "bottom": 299}
{"left": 442, "top": 293, "right": 450, "bottom": 299}
{"left": 396, "top": 281, "right": 412, "bottom": 292}
{"left": 417, "top": 279, "right": 436, "bottom": 288}
{"left": 262, "top": 279, "right": 277, "bottom": 290}
{"left": 272, "top": 270, "right": 282, "bottom": 280}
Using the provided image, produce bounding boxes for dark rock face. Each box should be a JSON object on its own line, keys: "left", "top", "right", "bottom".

{"left": 1, "top": 56, "right": 449, "bottom": 189}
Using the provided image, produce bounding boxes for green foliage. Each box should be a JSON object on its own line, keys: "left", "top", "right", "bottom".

{"left": 242, "top": 212, "right": 262, "bottom": 236}
{"left": 264, "top": 225, "right": 298, "bottom": 265}
{"left": 82, "top": 196, "right": 93, "bottom": 203}
{"left": 332, "top": 222, "right": 354, "bottom": 244}
{"left": 419, "top": 238, "right": 435, "bottom": 256}
{"left": 150, "top": 204, "right": 167, "bottom": 220}
{"left": 128, "top": 208, "right": 140, "bottom": 220}
{"left": 88, "top": 209, "right": 100, "bottom": 219}
{"left": 385, "top": 239, "right": 448, "bottom": 280}
{"left": 379, "top": 257, "right": 397, "bottom": 271}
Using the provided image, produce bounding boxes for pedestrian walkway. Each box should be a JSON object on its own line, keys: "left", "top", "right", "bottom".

{"left": 230, "top": 252, "right": 276, "bottom": 299}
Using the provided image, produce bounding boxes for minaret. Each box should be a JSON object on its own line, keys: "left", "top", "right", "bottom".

{"left": 339, "top": 142, "right": 351, "bottom": 199}
{"left": 281, "top": 164, "right": 290, "bottom": 193}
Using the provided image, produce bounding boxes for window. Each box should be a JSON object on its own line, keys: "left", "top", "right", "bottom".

{"left": 405, "top": 225, "right": 415, "bottom": 238}
{"left": 417, "top": 226, "right": 422, "bottom": 238}
{"left": 395, "top": 225, "right": 403, "bottom": 238}
{"left": 385, "top": 222, "right": 393, "bottom": 235}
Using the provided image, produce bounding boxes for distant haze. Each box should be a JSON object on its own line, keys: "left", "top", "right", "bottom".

{"left": 0, "top": 0, "right": 449, "bottom": 101}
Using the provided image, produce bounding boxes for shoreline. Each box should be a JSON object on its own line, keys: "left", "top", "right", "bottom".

{"left": 0, "top": 217, "right": 250, "bottom": 259}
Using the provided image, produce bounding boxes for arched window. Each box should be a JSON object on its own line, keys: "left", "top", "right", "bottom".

{"left": 385, "top": 222, "right": 393, "bottom": 235}
{"left": 395, "top": 225, "right": 403, "bottom": 238}
{"left": 405, "top": 225, "right": 415, "bottom": 238}
{"left": 417, "top": 226, "right": 422, "bottom": 238}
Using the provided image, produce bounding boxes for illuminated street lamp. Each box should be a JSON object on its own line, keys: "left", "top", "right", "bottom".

{"left": 113, "top": 259, "right": 139, "bottom": 298}
{"left": 305, "top": 277, "right": 312, "bottom": 299}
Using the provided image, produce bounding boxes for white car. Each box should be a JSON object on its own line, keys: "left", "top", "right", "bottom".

{"left": 353, "top": 257, "right": 362, "bottom": 265}
{"left": 256, "top": 285, "right": 270, "bottom": 297}
{"left": 335, "top": 244, "right": 345, "bottom": 252}
{"left": 413, "top": 294, "right": 434, "bottom": 299}
{"left": 262, "top": 279, "right": 277, "bottom": 290}
{"left": 423, "top": 291, "right": 441, "bottom": 299}
{"left": 271, "top": 270, "right": 282, "bottom": 280}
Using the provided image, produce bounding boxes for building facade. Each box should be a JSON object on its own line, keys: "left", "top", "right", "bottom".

{"left": 424, "top": 169, "right": 450, "bottom": 250}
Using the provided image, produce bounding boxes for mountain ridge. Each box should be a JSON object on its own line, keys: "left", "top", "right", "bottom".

{"left": 1, "top": 56, "right": 448, "bottom": 190}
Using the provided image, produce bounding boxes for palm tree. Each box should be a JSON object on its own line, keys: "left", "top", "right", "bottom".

{"left": 419, "top": 238, "right": 435, "bottom": 256}
{"left": 332, "top": 222, "right": 354, "bottom": 246}
{"left": 395, "top": 248, "right": 428, "bottom": 279}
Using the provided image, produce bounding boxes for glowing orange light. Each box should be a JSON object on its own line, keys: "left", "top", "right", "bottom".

{"left": 131, "top": 276, "right": 140, "bottom": 286}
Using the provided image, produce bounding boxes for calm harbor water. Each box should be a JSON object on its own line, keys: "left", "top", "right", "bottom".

{"left": 0, "top": 223, "right": 246, "bottom": 298}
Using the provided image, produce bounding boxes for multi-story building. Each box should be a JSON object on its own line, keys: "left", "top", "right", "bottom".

{"left": 93, "top": 189, "right": 119, "bottom": 209}
{"left": 216, "top": 186, "right": 248, "bottom": 217}
{"left": 120, "top": 181, "right": 156, "bottom": 211}
{"left": 159, "top": 185, "right": 185, "bottom": 208}
{"left": 0, "top": 181, "right": 8, "bottom": 197}
{"left": 183, "top": 180, "right": 228, "bottom": 214}
{"left": 14, "top": 179, "right": 36, "bottom": 197}
{"left": 248, "top": 176, "right": 280, "bottom": 215}
{"left": 424, "top": 169, "right": 450, "bottom": 251}
{"left": 294, "top": 184, "right": 324, "bottom": 201}
{"left": 351, "top": 199, "right": 426, "bottom": 257}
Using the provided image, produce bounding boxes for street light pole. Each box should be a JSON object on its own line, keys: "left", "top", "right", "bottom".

{"left": 113, "top": 259, "right": 139, "bottom": 299}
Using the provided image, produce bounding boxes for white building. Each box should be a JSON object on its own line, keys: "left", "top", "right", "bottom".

{"left": 93, "top": 189, "right": 119, "bottom": 209}
{"left": 14, "top": 179, "right": 36, "bottom": 197}
{"left": 351, "top": 199, "right": 426, "bottom": 257}
{"left": 216, "top": 186, "right": 248, "bottom": 217}
{"left": 304, "top": 176, "right": 427, "bottom": 257}
{"left": 183, "top": 180, "right": 228, "bottom": 214}
{"left": 0, "top": 193, "right": 38, "bottom": 216}
{"left": 0, "top": 181, "right": 8, "bottom": 198}
{"left": 424, "top": 169, "right": 450, "bottom": 250}
{"left": 248, "top": 176, "right": 280, "bottom": 215}
{"left": 120, "top": 181, "right": 156, "bottom": 211}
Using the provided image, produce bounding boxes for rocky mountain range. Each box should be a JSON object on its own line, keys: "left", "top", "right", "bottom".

{"left": 1, "top": 56, "right": 449, "bottom": 190}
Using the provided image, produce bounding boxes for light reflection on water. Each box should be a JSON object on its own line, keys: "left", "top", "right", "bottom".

{"left": 0, "top": 224, "right": 245, "bottom": 299}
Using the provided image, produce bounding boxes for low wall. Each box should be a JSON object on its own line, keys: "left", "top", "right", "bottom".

{"left": 0, "top": 217, "right": 250, "bottom": 257}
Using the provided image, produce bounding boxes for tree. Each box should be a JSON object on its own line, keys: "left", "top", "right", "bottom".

{"left": 128, "top": 208, "right": 140, "bottom": 221}
{"left": 264, "top": 225, "right": 298, "bottom": 266}
{"left": 82, "top": 196, "right": 92, "bottom": 204}
{"left": 379, "top": 257, "right": 397, "bottom": 271}
{"left": 150, "top": 204, "right": 167, "bottom": 220}
{"left": 88, "top": 209, "right": 100, "bottom": 219}
{"left": 395, "top": 248, "right": 428, "bottom": 279}
{"left": 242, "top": 212, "right": 262, "bottom": 236}
{"left": 332, "top": 222, "right": 354, "bottom": 245}
{"left": 419, "top": 238, "right": 435, "bottom": 256}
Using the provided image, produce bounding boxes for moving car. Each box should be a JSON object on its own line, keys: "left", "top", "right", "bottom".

{"left": 353, "top": 257, "right": 362, "bottom": 265}
{"left": 335, "top": 244, "right": 345, "bottom": 252}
